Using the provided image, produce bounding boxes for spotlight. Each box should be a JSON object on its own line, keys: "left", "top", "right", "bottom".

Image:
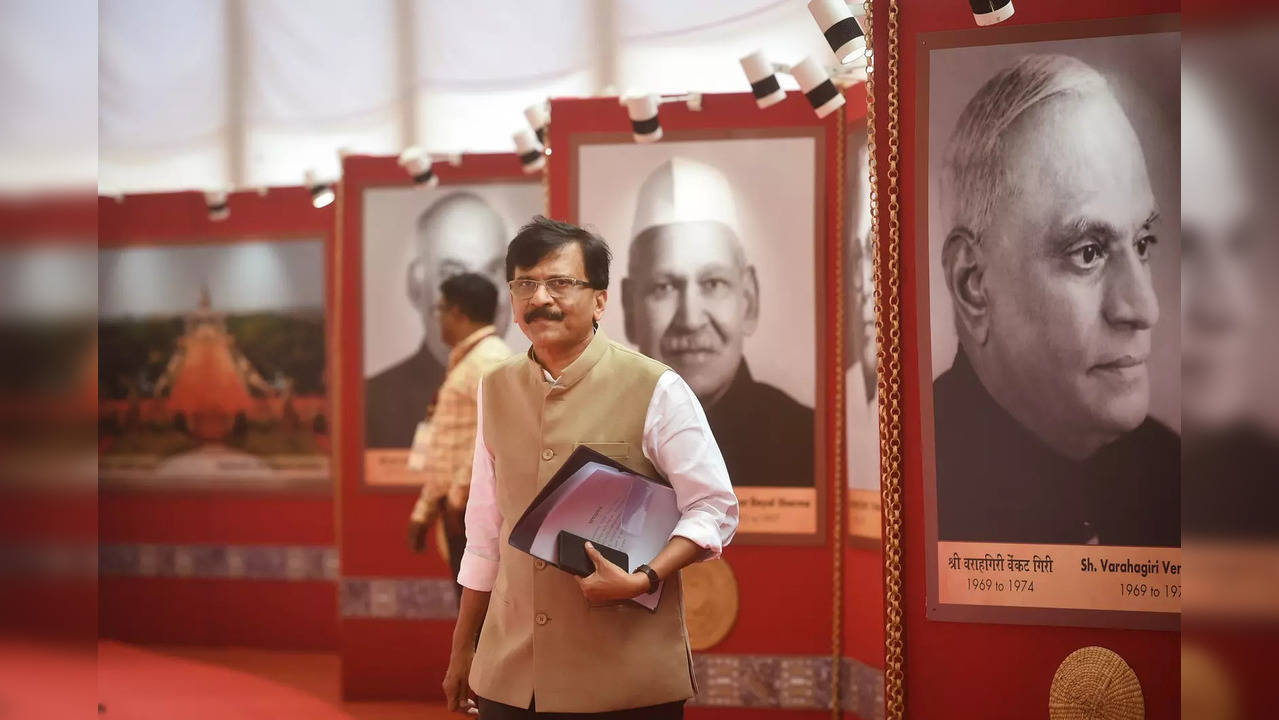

{"left": 792, "top": 56, "right": 846, "bottom": 119}
{"left": 524, "top": 102, "right": 550, "bottom": 145}
{"left": 624, "top": 93, "right": 662, "bottom": 144}
{"left": 740, "top": 50, "right": 787, "bottom": 109}
{"left": 305, "top": 170, "right": 335, "bottom": 209}
{"left": 204, "top": 190, "right": 229, "bottom": 221}
{"left": 808, "top": 0, "right": 867, "bottom": 64}
{"left": 970, "top": 0, "right": 1014, "bottom": 26}
{"left": 397, "top": 147, "right": 439, "bottom": 187}
{"left": 513, "top": 129, "right": 546, "bottom": 174}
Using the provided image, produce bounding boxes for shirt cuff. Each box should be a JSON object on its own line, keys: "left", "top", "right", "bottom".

{"left": 457, "top": 549, "right": 499, "bottom": 592}
{"left": 670, "top": 512, "right": 727, "bottom": 562}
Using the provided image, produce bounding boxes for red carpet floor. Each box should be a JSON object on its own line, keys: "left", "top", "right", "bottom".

{"left": 97, "top": 641, "right": 455, "bottom": 720}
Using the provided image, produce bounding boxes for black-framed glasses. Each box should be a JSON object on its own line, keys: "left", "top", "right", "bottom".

{"left": 507, "top": 276, "right": 592, "bottom": 300}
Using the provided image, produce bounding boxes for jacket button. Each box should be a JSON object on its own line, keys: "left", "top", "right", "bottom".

{"left": 541, "top": 448, "right": 554, "bottom": 461}
{"left": 535, "top": 612, "right": 549, "bottom": 625}
{"left": 534, "top": 559, "right": 547, "bottom": 570}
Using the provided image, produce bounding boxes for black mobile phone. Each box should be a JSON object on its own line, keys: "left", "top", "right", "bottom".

{"left": 556, "top": 531, "right": 629, "bottom": 577}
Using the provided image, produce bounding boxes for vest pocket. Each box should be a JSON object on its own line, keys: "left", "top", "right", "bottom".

{"left": 574, "top": 441, "right": 631, "bottom": 459}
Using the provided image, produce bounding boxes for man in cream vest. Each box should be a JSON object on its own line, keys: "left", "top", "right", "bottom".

{"left": 442, "top": 216, "right": 739, "bottom": 718}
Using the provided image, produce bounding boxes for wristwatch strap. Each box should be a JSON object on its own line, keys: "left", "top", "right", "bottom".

{"left": 636, "top": 564, "right": 660, "bottom": 594}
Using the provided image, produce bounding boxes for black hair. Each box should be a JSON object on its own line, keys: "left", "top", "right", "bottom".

{"left": 439, "top": 272, "right": 499, "bottom": 325}
{"left": 505, "top": 215, "right": 611, "bottom": 289}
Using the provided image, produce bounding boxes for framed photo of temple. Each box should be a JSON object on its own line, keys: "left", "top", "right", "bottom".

{"left": 98, "top": 236, "right": 330, "bottom": 491}
{"left": 551, "top": 95, "right": 839, "bottom": 545}
{"left": 915, "top": 15, "right": 1181, "bottom": 628}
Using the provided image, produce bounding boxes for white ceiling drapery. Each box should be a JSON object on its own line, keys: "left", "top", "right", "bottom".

{"left": 92, "top": 0, "right": 835, "bottom": 195}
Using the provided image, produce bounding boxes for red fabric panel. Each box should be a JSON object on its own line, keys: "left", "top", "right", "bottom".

{"left": 99, "top": 578, "right": 338, "bottom": 650}
{"left": 98, "top": 187, "right": 334, "bottom": 246}
{"left": 334, "top": 153, "right": 531, "bottom": 580}
{"left": 843, "top": 545, "right": 886, "bottom": 669}
{"left": 96, "top": 188, "right": 338, "bottom": 648}
{"left": 334, "top": 155, "right": 535, "bottom": 698}
{"left": 546, "top": 94, "right": 842, "bottom": 659}
{"left": 340, "top": 618, "right": 455, "bottom": 701}
{"left": 875, "top": 1, "right": 1181, "bottom": 717}
{"left": 99, "top": 494, "right": 335, "bottom": 545}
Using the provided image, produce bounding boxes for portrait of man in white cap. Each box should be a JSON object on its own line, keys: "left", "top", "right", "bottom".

{"left": 621, "top": 157, "right": 814, "bottom": 488}
{"left": 365, "top": 192, "right": 511, "bottom": 449}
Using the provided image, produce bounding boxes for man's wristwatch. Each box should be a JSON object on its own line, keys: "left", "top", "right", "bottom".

{"left": 635, "top": 564, "right": 660, "bottom": 594}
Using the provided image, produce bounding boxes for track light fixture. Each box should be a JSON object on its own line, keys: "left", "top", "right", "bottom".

{"left": 807, "top": 0, "right": 868, "bottom": 64}
{"left": 513, "top": 128, "right": 547, "bottom": 173}
{"left": 305, "top": 170, "right": 335, "bottom": 209}
{"left": 397, "top": 147, "right": 439, "bottom": 187}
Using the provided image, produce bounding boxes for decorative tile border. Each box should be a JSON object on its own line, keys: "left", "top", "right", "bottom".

{"left": 687, "top": 654, "right": 832, "bottom": 710}
{"left": 683, "top": 654, "right": 883, "bottom": 713}
{"left": 840, "top": 656, "right": 886, "bottom": 720}
{"left": 335, "top": 578, "right": 884, "bottom": 715}
{"left": 99, "top": 543, "right": 339, "bottom": 581}
{"left": 340, "top": 577, "right": 459, "bottom": 620}
{"left": 99, "top": 554, "right": 883, "bottom": 715}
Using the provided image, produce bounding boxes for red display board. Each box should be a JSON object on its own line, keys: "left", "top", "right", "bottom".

{"left": 548, "top": 93, "right": 845, "bottom": 718}
{"left": 334, "top": 153, "right": 541, "bottom": 699}
{"left": 97, "top": 188, "right": 339, "bottom": 649}
{"left": 0, "top": 195, "right": 99, "bottom": 645}
{"left": 867, "top": 1, "right": 1181, "bottom": 717}
{"left": 839, "top": 86, "right": 887, "bottom": 720}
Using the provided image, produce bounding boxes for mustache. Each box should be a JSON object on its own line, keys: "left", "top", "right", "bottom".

{"left": 660, "top": 326, "right": 723, "bottom": 354}
{"left": 524, "top": 307, "right": 565, "bottom": 323}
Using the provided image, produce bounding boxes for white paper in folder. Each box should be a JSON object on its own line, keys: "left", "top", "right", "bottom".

{"left": 526, "top": 461, "right": 680, "bottom": 610}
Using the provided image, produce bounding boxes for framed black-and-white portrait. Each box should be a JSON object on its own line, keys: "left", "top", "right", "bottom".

{"left": 355, "top": 158, "right": 541, "bottom": 487}
{"left": 917, "top": 16, "right": 1181, "bottom": 628}
{"left": 557, "top": 96, "right": 833, "bottom": 544}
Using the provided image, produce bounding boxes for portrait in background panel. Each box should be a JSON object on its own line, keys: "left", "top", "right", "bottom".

{"left": 844, "top": 118, "right": 881, "bottom": 543}
{"left": 575, "top": 132, "right": 823, "bottom": 542}
{"left": 98, "top": 239, "right": 329, "bottom": 490}
{"left": 362, "top": 183, "right": 540, "bottom": 486}
{"left": 919, "top": 20, "right": 1182, "bottom": 626}
{"left": 1181, "top": 38, "right": 1279, "bottom": 634}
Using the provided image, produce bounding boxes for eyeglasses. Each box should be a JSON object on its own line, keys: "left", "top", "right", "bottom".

{"left": 507, "top": 276, "right": 592, "bottom": 300}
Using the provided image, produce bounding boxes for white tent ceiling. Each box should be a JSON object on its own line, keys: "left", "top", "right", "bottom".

{"left": 85, "top": 0, "right": 841, "bottom": 195}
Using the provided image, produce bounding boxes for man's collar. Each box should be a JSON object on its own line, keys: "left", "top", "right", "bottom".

{"left": 526, "top": 329, "right": 610, "bottom": 391}
{"left": 448, "top": 325, "right": 497, "bottom": 368}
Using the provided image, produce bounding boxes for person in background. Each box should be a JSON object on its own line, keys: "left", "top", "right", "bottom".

{"left": 406, "top": 272, "right": 511, "bottom": 596}
{"left": 366, "top": 193, "right": 510, "bottom": 448}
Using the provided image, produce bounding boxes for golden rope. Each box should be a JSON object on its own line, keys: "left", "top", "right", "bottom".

{"left": 830, "top": 109, "right": 846, "bottom": 720}
{"left": 865, "top": 0, "right": 906, "bottom": 718}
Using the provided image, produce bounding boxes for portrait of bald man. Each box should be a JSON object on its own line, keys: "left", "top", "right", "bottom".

{"left": 1181, "top": 50, "right": 1279, "bottom": 539}
{"left": 365, "top": 192, "right": 511, "bottom": 449}
{"left": 931, "top": 52, "right": 1179, "bottom": 547}
{"left": 621, "top": 158, "right": 814, "bottom": 488}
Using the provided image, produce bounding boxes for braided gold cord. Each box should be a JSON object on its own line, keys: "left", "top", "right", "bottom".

{"left": 830, "top": 109, "right": 846, "bottom": 720}
{"left": 864, "top": 0, "right": 906, "bottom": 718}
